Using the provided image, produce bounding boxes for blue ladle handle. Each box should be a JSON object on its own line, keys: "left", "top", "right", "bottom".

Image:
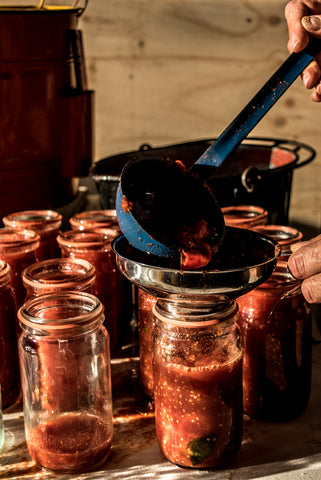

{"left": 196, "top": 37, "right": 321, "bottom": 168}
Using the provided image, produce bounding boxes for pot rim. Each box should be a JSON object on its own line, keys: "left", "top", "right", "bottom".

{"left": 91, "top": 136, "right": 315, "bottom": 180}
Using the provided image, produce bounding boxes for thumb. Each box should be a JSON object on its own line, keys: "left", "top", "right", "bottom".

{"left": 301, "top": 15, "right": 321, "bottom": 37}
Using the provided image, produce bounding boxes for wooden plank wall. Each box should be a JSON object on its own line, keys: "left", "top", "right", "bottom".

{"left": 6, "top": 0, "right": 321, "bottom": 232}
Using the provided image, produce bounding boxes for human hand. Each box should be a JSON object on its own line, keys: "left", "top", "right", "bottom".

{"left": 288, "top": 234, "right": 321, "bottom": 303}
{"left": 285, "top": 0, "right": 321, "bottom": 101}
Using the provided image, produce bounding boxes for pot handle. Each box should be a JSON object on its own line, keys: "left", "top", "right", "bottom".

{"left": 265, "top": 138, "right": 316, "bottom": 174}
{"left": 241, "top": 139, "right": 316, "bottom": 193}
{"left": 286, "top": 140, "right": 316, "bottom": 171}
{"left": 72, "top": 0, "right": 89, "bottom": 16}
{"left": 69, "top": 29, "right": 87, "bottom": 92}
{"left": 241, "top": 167, "right": 262, "bottom": 193}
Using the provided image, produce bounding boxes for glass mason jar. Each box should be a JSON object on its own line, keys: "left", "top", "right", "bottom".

{"left": 22, "top": 258, "right": 96, "bottom": 300}
{"left": 222, "top": 205, "right": 268, "bottom": 229}
{"left": 18, "top": 292, "right": 113, "bottom": 473}
{"left": 237, "top": 260, "right": 312, "bottom": 421}
{"left": 57, "top": 229, "right": 132, "bottom": 355}
{"left": 70, "top": 209, "right": 120, "bottom": 232}
{"left": 2, "top": 210, "right": 62, "bottom": 261}
{"left": 136, "top": 288, "right": 157, "bottom": 398}
{"left": 0, "top": 260, "right": 20, "bottom": 409}
{"left": 153, "top": 299, "right": 243, "bottom": 469}
{"left": 0, "top": 229, "right": 40, "bottom": 310}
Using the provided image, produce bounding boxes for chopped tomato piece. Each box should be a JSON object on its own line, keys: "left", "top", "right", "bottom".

{"left": 180, "top": 242, "right": 212, "bottom": 270}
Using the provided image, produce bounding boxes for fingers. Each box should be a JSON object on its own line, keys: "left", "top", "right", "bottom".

{"left": 311, "top": 86, "right": 321, "bottom": 101}
{"left": 301, "top": 274, "right": 321, "bottom": 303}
{"left": 301, "top": 15, "right": 321, "bottom": 96}
{"left": 285, "top": 1, "right": 321, "bottom": 102}
{"left": 288, "top": 236, "right": 321, "bottom": 303}
{"left": 301, "top": 14, "right": 321, "bottom": 38}
{"left": 289, "top": 235, "right": 321, "bottom": 278}
{"left": 301, "top": 58, "right": 321, "bottom": 88}
{"left": 285, "top": 0, "right": 310, "bottom": 52}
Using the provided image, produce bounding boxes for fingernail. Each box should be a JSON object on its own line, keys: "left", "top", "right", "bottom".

{"left": 302, "top": 15, "right": 321, "bottom": 31}
{"left": 317, "top": 84, "right": 321, "bottom": 95}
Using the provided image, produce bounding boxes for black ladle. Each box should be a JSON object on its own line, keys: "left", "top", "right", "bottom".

{"left": 116, "top": 37, "right": 321, "bottom": 262}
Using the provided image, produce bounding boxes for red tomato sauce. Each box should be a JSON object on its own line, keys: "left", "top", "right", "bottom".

{"left": 154, "top": 353, "right": 243, "bottom": 468}
{"left": 238, "top": 277, "right": 312, "bottom": 421}
{"left": 27, "top": 413, "right": 112, "bottom": 472}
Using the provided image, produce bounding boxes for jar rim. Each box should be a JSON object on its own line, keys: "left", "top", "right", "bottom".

{"left": 22, "top": 258, "right": 96, "bottom": 289}
{"left": 70, "top": 209, "right": 117, "bottom": 224}
{"left": 253, "top": 224, "right": 303, "bottom": 246}
{"left": 3, "top": 210, "right": 62, "bottom": 232}
{"left": 0, "top": 228, "right": 40, "bottom": 252}
{"left": 222, "top": 205, "right": 268, "bottom": 225}
{"left": 18, "top": 292, "right": 104, "bottom": 333}
{"left": 0, "top": 259, "right": 10, "bottom": 280}
{"left": 57, "top": 229, "right": 118, "bottom": 250}
{"left": 153, "top": 299, "right": 238, "bottom": 328}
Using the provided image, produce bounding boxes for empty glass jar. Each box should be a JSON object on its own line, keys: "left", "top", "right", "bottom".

{"left": 18, "top": 292, "right": 113, "bottom": 473}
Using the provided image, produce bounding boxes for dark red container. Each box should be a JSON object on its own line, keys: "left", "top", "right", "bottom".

{"left": 0, "top": 5, "right": 93, "bottom": 217}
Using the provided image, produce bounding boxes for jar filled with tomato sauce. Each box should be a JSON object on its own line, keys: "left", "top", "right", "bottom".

{"left": 57, "top": 228, "right": 132, "bottom": 355}
{"left": 0, "top": 229, "right": 40, "bottom": 310}
{"left": 0, "top": 260, "right": 20, "bottom": 408}
{"left": 237, "top": 259, "right": 311, "bottom": 421}
{"left": 18, "top": 292, "right": 113, "bottom": 473}
{"left": 2, "top": 210, "right": 62, "bottom": 261}
{"left": 222, "top": 205, "right": 268, "bottom": 229}
{"left": 22, "top": 258, "right": 96, "bottom": 300}
{"left": 136, "top": 288, "right": 157, "bottom": 398}
{"left": 153, "top": 299, "right": 242, "bottom": 468}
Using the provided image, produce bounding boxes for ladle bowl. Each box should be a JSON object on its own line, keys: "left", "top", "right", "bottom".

{"left": 112, "top": 227, "right": 280, "bottom": 302}
{"left": 116, "top": 156, "right": 225, "bottom": 260}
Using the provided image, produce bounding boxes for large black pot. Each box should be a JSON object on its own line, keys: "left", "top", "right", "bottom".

{"left": 91, "top": 137, "right": 315, "bottom": 224}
